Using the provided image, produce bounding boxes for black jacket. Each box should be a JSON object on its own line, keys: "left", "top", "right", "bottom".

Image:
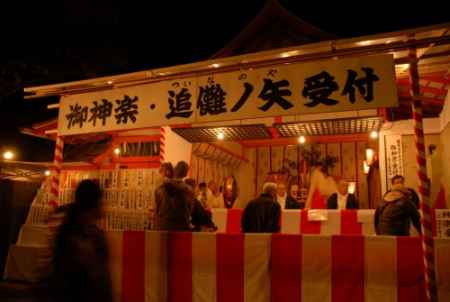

{"left": 191, "top": 199, "right": 217, "bottom": 231}
{"left": 375, "top": 190, "right": 421, "bottom": 236}
{"left": 407, "top": 188, "right": 420, "bottom": 209}
{"left": 51, "top": 215, "right": 113, "bottom": 302}
{"left": 241, "top": 193, "right": 281, "bottom": 233}
{"left": 385, "top": 188, "right": 420, "bottom": 209}
{"left": 327, "top": 193, "right": 359, "bottom": 209}
{"left": 285, "top": 195, "right": 302, "bottom": 209}
{"left": 154, "top": 179, "right": 192, "bottom": 231}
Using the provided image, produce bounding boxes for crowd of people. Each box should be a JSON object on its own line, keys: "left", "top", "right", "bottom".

{"left": 153, "top": 161, "right": 217, "bottom": 232}
{"left": 42, "top": 163, "right": 422, "bottom": 301}
{"left": 241, "top": 174, "right": 422, "bottom": 236}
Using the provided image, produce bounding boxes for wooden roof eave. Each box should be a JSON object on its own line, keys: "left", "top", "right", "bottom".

{"left": 24, "top": 23, "right": 450, "bottom": 99}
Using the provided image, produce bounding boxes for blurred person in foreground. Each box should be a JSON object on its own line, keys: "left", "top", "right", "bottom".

{"left": 50, "top": 179, "right": 112, "bottom": 302}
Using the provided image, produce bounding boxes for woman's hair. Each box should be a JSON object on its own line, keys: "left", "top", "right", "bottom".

{"left": 160, "top": 162, "right": 174, "bottom": 179}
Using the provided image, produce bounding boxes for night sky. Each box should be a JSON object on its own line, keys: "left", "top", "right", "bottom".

{"left": 0, "top": 0, "right": 448, "bottom": 161}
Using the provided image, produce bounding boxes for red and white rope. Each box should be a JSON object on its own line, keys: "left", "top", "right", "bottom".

{"left": 49, "top": 136, "right": 64, "bottom": 209}
{"left": 409, "top": 45, "right": 437, "bottom": 302}
{"left": 159, "top": 127, "right": 166, "bottom": 163}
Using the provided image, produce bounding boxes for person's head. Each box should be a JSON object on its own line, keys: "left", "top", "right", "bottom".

{"left": 198, "top": 182, "right": 207, "bottom": 192}
{"left": 159, "top": 162, "right": 174, "bottom": 179}
{"left": 174, "top": 161, "right": 189, "bottom": 179}
{"left": 337, "top": 179, "right": 349, "bottom": 195}
{"left": 277, "top": 183, "right": 287, "bottom": 197}
{"left": 391, "top": 175, "right": 405, "bottom": 191}
{"left": 289, "top": 184, "right": 299, "bottom": 198}
{"left": 72, "top": 179, "right": 103, "bottom": 220}
{"left": 262, "top": 182, "right": 278, "bottom": 199}
{"left": 208, "top": 180, "right": 218, "bottom": 194}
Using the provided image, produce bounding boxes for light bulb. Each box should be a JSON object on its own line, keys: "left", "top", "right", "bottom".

{"left": 3, "top": 151, "right": 14, "bottom": 160}
{"left": 370, "top": 131, "right": 378, "bottom": 139}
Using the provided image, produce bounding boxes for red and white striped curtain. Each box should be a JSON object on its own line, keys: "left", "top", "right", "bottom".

{"left": 106, "top": 231, "right": 450, "bottom": 302}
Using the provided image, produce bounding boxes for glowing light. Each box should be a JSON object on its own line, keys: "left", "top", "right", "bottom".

{"left": 217, "top": 132, "right": 225, "bottom": 140}
{"left": 363, "top": 161, "right": 370, "bottom": 174}
{"left": 348, "top": 182, "right": 356, "bottom": 194}
{"left": 357, "top": 40, "right": 372, "bottom": 46}
{"left": 114, "top": 148, "right": 121, "bottom": 155}
{"left": 366, "top": 148, "right": 375, "bottom": 165}
{"left": 298, "top": 136, "right": 306, "bottom": 144}
{"left": 3, "top": 151, "right": 14, "bottom": 160}
{"left": 45, "top": 170, "right": 51, "bottom": 176}
{"left": 370, "top": 131, "right": 378, "bottom": 139}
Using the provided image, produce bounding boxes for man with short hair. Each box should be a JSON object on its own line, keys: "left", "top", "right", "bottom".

{"left": 241, "top": 182, "right": 281, "bottom": 233}
{"left": 390, "top": 175, "right": 420, "bottom": 208}
{"left": 207, "top": 180, "right": 224, "bottom": 208}
{"left": 327, "top": 179, "right": 359, "bottom": 210}
{"left": 276, "top": 183, "right": 288, "bottom": 209}
{"left": 375, "top": 185, "right": 421, "bottom": 236}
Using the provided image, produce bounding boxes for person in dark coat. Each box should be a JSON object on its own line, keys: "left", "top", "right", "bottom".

{"left": 185, "top": 178, "right": 217, "bottom": 232}
{"left": 375, "top": 188, "right": 421, "bottom": 236}
{"left": 241, "top": 182, "right": 281, "bottom": 233}
{"left": 327, "top": 179, "right": 359, "bottom": 209}
{"left": 154, "top": 161, "right": 192, "bottom": 231}
{"left": 286, "top": 183, "right": 302, "bottom": 209}
{"left": 50, "top": 180, "right": 113, "bottom": 302}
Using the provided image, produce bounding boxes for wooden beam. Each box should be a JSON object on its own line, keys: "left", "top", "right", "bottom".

{"left": 116, "top": 156, "right": 161, "bottom": 164}
{"left": 240, "top": 134, "right": 369, "bottom": 148}
{"left": 112, "top": 135, "right": 160, "bottom": 144}
{"left": 398, "top": 96, "right": 445, "bottom": 106}
{"left": 210, "top": 143, "right": 249, "bottom": 162}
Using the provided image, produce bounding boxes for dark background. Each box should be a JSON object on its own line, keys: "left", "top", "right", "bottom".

{"left": 0, "top": 0, "right": 448, "bottom": 161}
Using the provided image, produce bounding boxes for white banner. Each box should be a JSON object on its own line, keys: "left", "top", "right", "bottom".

{"left": 385, "top": 134, "right": 404, "bottom": 188}
{"left": 58, "top": 54, "right": 398, "bottom": 135}
{"left": 436, "top": 210, "right": 450, "bottom": 238}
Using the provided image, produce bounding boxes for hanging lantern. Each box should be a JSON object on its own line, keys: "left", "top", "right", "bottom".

{"left": 365, "top": 148, "right": 375, "bottom": 165}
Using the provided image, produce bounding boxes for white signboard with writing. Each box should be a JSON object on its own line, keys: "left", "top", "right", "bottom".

{"left": 58, "top": 54, "right": 398, "bottom": 135}
{"left": 385, "top": 134, "right": 404, "bottom": 188}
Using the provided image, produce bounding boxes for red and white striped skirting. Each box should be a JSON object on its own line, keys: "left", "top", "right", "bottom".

{"left": 106, "top": 231, "right": 450, "bottom": 302}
